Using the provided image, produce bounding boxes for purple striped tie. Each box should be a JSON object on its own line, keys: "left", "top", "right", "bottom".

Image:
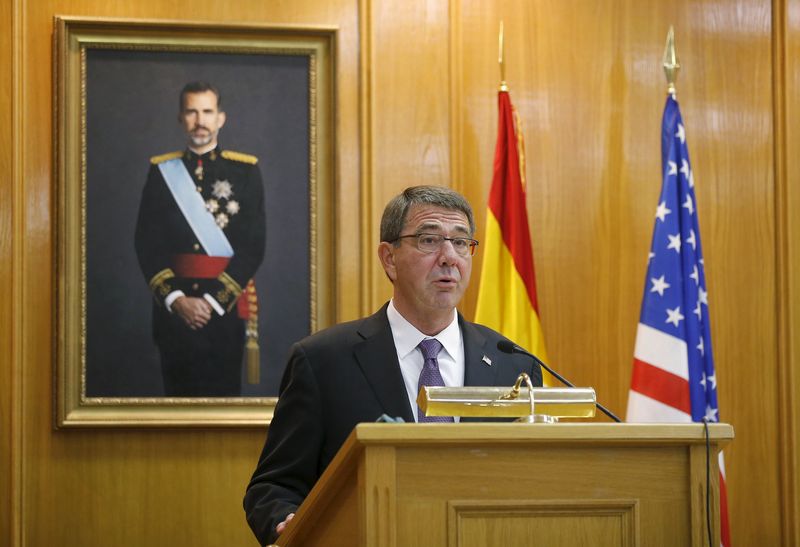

{"left": 417, "top": 339, "right": 454, "bottom": 423}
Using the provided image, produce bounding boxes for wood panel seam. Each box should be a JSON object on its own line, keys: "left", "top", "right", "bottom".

{"left": 11, "top": 0, "right": 24, "bottom": 545}
{"left": 358, "top": 0, "right": 373, "bottom": 317}
{"left": 772, "top": 0, "right": 798, "bottom": 544}
{"left": 448, "top": 0, "right": 462, "bottom": 194}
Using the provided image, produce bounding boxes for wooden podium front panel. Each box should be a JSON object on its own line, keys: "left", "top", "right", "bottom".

{"left": 392, "top": 444, "right": 689, "bottom": 546}
{"left": 448, "top": 500, "right": 638, "bottom": 547}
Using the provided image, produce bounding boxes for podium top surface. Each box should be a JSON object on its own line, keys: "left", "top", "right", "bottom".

{"left": 349, "top": 422, "right": 734, "bottom": 446}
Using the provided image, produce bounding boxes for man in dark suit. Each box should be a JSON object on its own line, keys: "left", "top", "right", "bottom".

{"left": 135, "top": 81, "right": 265, "bottom": 396}
{"left": 243, "top": 185, "right": 541, "bottom": 545}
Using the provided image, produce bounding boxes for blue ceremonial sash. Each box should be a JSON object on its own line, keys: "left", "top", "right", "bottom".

{"left": 158, "top": 158, "right": 234, "bottom": 258}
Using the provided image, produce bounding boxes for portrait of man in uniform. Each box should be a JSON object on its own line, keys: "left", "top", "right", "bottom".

{"left": 134, "top": 82, "right": 266, "bottom": 397}
{"left": 55, "top": 22, "right": 337, "bottom": 425}
{"left": 72, "top": 43, "right": 328, "bottom": 407}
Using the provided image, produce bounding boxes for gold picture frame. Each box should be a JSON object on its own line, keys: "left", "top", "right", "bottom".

{"left": 54, "top": 16, "right": 336, "bottom": 427}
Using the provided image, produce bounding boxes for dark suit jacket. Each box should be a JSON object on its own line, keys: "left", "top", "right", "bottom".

{"left": 243, "top": 304, "right": 542, "bottom": 545}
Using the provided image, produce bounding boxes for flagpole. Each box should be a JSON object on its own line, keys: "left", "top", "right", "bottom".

{"left": 477, "top": 20, "right": 552, "bottom": 384}
{"left": 662, "top": 25, "right": 680, "bottom": 96}
{"left": 498, "top": 21, "right": 508, "bottom": 91}
{"left": 627, "top": 27, "right": 732, "bottom": 546}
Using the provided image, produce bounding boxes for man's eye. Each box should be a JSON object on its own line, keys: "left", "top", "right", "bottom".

{"left": 418, "top": 235, "right": 439, "bottom": 245}
{"left": 452, "top": 238, "right": 468, "bottom": 248}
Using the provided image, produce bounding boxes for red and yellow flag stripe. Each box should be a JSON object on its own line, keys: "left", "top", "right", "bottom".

{"left": 475, "top": 90, "right": 551, "bottom": 383}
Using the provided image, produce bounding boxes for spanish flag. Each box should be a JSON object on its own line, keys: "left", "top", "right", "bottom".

{"left": 475, "top": 87, "right": 551, "bottom": 383}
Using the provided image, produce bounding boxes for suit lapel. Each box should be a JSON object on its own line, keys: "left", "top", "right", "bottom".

{"left": 461, "top": 316, "right": 500, "bottom": 387}
{"left": 351, "top": 309, "right": 503, "bottom": 423}
{"left": 353, "top": 305, "right": 415, "bottom": 423}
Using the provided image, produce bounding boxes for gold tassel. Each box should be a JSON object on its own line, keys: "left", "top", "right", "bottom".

{"left": 245, "top": 280, "right": 260, "bottom": 384}
{"left": 246, "top": 332, "right": 260, "bottom": 385}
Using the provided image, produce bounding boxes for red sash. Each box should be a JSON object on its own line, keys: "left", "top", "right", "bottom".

{"left": 172, "top": 254, "right": 255, "bottom": 320}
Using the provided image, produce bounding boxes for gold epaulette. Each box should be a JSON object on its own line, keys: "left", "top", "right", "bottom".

{"left": 221, "top": 150, "right": 258, "bottom": 165}
{"left": 150, "top": 151, "right": 183, "bottom": 164}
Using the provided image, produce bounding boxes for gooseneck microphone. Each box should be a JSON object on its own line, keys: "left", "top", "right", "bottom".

{"left": 497, "top": 340, "right": 622, "bottom": 423}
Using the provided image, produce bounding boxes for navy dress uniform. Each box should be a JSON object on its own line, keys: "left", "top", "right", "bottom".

{"left": 135, "top": 146, "right": 266, "bottom": 396}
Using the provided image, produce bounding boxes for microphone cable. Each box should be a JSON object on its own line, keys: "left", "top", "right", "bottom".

{"left": 703, "top": 418, "right": 712, "bottom": 547}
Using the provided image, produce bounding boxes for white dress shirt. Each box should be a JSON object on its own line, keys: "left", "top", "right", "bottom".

{"left": 386, "top": 299, "right": 465, "bottom": 422}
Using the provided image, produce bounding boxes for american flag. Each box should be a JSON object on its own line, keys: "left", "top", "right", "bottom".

{"left": 626, "top": 94, "right": 731, "bottom": 546}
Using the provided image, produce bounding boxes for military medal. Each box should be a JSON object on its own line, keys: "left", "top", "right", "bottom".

{"left": 212, "top": 179, "right": 233, "bottom": 200}
{"left": 210, "top": 180, "right": 238, "bottom": 228}
{"left": 194, "top": 158, "right": 204, "bottom": 181}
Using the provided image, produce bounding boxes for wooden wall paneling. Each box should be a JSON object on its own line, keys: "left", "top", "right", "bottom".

{"left": 21, "top": 3, "right": 54, "bottom": 546}
{"left": 8, "top": 0, "right": 798, "bottom": 545}
{"left": 456, "top": 0, "right": 666, "bottom": 387}
{"left": 17, "top": 0, "right": 361, "bottom": 545}
{"left": 448, "top": 0, "right": 464, "bottom": 200}
{"left": 682, "top": 3, "right": 781, "bottom": 545}
{"left": 779, "top": 0, "right": 800, "bottom": 542}
{"left": 321, "top": 0, "right": 363, "bottom": 325}
{"left": 454, "top": 0, "right": 780, "bottom": 544}
{"left": 2, "top": 0, "right": 19, "bottom": 545}
{"left": 365, "top": 0, "right": 454, "bottom": 309}
{"left": 357, "top": 0, "right": 374, "bottom": 318}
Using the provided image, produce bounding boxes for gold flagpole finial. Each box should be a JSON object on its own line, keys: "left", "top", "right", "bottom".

{"left": 662, "top": 25, "right": 680, "bottom": 96}
{"left": 499, "top": 21, "right": 508, "bottom": 91}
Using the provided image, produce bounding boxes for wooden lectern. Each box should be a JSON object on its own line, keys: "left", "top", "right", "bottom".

{"left": 274, "top": 422, "right": 733, "bottom": 547}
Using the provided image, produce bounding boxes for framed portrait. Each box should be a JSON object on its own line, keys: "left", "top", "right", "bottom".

{"left": 54, "top": 17, "right": 336, "bottom": 427}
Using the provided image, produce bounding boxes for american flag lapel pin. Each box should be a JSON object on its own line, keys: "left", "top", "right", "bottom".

{"left": 482, "top": 355, "right": 492, "bottom": 367}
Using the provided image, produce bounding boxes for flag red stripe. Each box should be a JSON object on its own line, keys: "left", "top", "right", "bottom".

{"left": 487, "top": 91, "right": 540, "bottom": 312}
{"left": 720, "top": 474, "right": 731, "bottom": 546}
{"left": 630, "top": 359, "right": 692, "bottom": 413}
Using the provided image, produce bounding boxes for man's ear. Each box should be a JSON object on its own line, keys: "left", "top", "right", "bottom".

{"left": 377, "top": 242, "right": 397, "bottom": 283}
{"left": 217, "top": 111, "right": 226, "bottom": 129}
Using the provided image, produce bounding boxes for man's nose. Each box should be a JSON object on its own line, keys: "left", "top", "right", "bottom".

{"left": 436, "top": 239, "right": 460, "bottom": 264}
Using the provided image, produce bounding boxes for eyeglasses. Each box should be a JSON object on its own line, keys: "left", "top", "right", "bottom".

{"left": 391, "top": 233, "right": 479, "bottom": 257}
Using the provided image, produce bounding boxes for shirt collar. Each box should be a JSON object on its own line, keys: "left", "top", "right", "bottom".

{"left": 185, "top": 146, "right": 220, "bottom": 161}
{"left": 386, "top": 300, "right": 460, "bottom": 360}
